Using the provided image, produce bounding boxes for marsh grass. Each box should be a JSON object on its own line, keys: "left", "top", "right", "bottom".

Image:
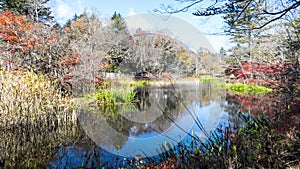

{"left": 148, "top": 113, "right": 300, "bottom": 169}
{"left": 226, "top": 83, "right": 273, "bottom": 94}
{"left": 79, "top": 79, "right": 140, "bottom": 106}
{"left": 198, "top": 76, "right": 220, "bottom": 83}
{"left": 198, "top": 76, "right": 273, "bottom": 94}
{"left": 0, "top": 71, "right": 74, "bottom": 128}
{"left": 85, "top": 88, "right": 137, "bottom": 106}
{"left": 129, "top": 80, "right": 149, "bottom": 88}
{"left": 116, "top": 79, "right": 149, "bottom": 89}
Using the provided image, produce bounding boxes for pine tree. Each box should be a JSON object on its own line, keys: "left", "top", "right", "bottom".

{"left": 0, "top": 0, "right": 53, "bottom": 22}
{"left": 223, "top": 0, "right": 270, "bottom": 62}
{"left": 219, "top": 47, "right": 227, "bottom": 56}
{"left": 106, "top": 12, "right": 132, "bottom": 72}
{"left": 111, "top": 11, "right": 127, "bottom": 31}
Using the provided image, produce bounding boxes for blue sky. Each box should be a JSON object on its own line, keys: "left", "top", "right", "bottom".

{"left": 47, "top": 0, "right": 231, "bottom": 51}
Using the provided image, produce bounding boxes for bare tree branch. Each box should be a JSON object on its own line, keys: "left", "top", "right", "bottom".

{"left": 158, "top": 0, "right": 300, "bottom": 30}
{"left": 263, "top": 1, "right": 300, "bottom": 15}
{"left": 155, "top": 0, "right": 204, "bottom": 14}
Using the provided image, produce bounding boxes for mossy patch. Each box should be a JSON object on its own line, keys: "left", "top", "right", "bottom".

{"left": 226, "top": 83, "right": 272, "bottom": 94}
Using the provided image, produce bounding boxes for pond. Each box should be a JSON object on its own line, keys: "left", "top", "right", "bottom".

{"left": 0, "top": 80, "right": 290, "bottom": 168}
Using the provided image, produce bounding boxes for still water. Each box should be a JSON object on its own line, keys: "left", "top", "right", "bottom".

{"left": 1, "top": 81, "right": 233, "bottom": 168}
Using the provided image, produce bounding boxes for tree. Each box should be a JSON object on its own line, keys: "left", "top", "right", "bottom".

{"left": 0, "top": 11, "right": 71, "bottom": 79}
{"left": 105, "top": 12, "right": 132, "bottom": 72}
{"left": 225, "top": 0, "right": 272, "bottom": 60}
{"left": 284, "top": 16, "right": 300, "bottom": 63}
{"left": 111, "top": 11, "right": 127, "bottom": 31}
{"left": 158, "top": 0, "right": 300, "bottom": 30}
{"left": 121, "top": 29, "right": 198, "bottom": 76}
{"left": 219, "top": 47, "right": 227, "bottom": 56}
{"left": 0, "top": 0, "right": 53, "bottom": 22}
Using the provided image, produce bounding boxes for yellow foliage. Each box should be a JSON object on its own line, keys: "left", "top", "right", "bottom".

{"left": 0, "top": 71, "right": 72, "bottom": 124}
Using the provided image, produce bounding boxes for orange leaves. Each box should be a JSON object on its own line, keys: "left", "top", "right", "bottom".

{"left": 0, "top": 11, "right": 32, "bottom": 46}
{"left": 47, "top": 35, "right": 58, "bottom": 43}
{"left": 72, "top": 22, "right": 85, "bottom": 30}
{"left": 0, "top": 11, "right": 59, "bottom": 52}
{"left": 61, "top": 54, "right": 80, "bottom": 68}
{"left": 0, "top": 11, "right": 25, "bottom": 29}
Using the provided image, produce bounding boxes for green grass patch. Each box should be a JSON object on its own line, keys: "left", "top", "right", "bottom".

{"left": 129, "top": 80, "right": 149, "bottom": 88}
{"left": 226, "top": 83, "right": 272, "bottom": 94}
{"left": 198, "top": 76, "right": 220, "bottom": 83}
{"left": 117, "top": 80, "right": 149, "bottom": 89}
{"left": 87, "top": 89, "right": 136, "bottom": 106}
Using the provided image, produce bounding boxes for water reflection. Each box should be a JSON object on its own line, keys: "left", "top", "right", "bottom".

{"left": 0, "top": 82, "right": 228, "bottom": 168}
{"left": 0, "top": 114, "right": 81, "bottom": 168}
{"left": 77, "top": 83, "right": 226, "bottom": 158}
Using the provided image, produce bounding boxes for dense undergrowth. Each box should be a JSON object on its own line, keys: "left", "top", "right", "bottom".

{"left": 144, "top": 113, "right": 300, "bottom": 169}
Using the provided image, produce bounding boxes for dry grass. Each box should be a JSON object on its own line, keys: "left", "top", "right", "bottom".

{"left": 0, "top": 71, "right": 74, "bottom": 127}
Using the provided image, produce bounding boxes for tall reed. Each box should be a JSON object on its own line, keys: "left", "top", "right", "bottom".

{"left": 0, "top": 71, "right": 74, "bottom": 128}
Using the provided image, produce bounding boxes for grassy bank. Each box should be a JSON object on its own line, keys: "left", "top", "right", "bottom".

{"left": 198, "top": 76, "right": 273, "bottom": 94}
{"left": 225, "top": 83, "right": 273, "bottom": 94}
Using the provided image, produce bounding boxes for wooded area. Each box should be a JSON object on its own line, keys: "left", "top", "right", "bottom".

{"left": 0, "top": 0, "right": 299, "bottom": 168}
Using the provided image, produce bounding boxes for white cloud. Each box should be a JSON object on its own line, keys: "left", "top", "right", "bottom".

{"left": 53, "top": 0, "right": 75, "bottom": 23}
{"left": 128, "top": 8, "right": 136, "bottom": 16}
{"left": 77, "top": 0, "right": 85, "bottom": 12}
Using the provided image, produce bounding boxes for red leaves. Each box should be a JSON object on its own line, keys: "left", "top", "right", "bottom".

{"left": 0, "top": 11, "right": 57, "bottom": 50}
{"left": 0, "top": 12, "right": 27, "bottom": 44}
{"left": 225, "top": 61, "right": 298, "bottom": 88}
{"left": 226, "top": 93, "right": 283, "bottom": 116}
{"left": 62, "top": 54, "right": 80, "bottom": 66}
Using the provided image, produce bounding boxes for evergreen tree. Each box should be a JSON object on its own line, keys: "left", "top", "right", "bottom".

{"left": 111, "top": 11, "right": 127, "bottom": 31}
{"left": 219, "top": 47, "right": 227, "bottom": 56}
{"left": 0, "top": 0, "right": 53, "bottom": 22}
{"left": 106, "top": 12, "right": 132, "bottom": 72}
{"left": 223, "top": 0, "right": 269, "bottom": 60}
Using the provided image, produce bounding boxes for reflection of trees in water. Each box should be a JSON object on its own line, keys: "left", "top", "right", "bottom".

{"left": 50, "top": 135, "right": 108, "bottom": 168}
{"left": 168, "top": 83, "right": 223, "bottom": 107}
{"left": 225, "top": 92, "right": 291, "bottom": 116}
{"left": 98, "top": 86, "right": 181, "bottom": 137}
{"left": 133, "top": 87, "right": 180, "bottom": 132}
{"left": 134, "top": 87, "right": 151, "bottom": 111}
{"left": 77, "top": 107, "right": 129, "bottom": 152}
{"left": 77, "top": 86, "right": 182, "bottom": 150}
{"left": 77, "top": 83, "right": 225, "bottom": 154}
{"left": 0, "top": 114, "right": 83, "bottom": 168}
{"left": 196, "top": 83, "right": 221, "bottom": 105}
{"left": 224, "top": 91, "right": 300, "bottom": 133}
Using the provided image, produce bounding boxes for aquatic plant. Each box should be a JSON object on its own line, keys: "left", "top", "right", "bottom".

{"left": 148, "top": 113, "right": 299, "bottom": 168}
{"left": 94, "top": 89, "right": 136, "bottom": 106}
{"left": 129, "top": 80, "right": 149, "bottom": 88}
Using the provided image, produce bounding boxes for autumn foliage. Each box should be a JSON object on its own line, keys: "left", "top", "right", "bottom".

{"left": 0, "top": 12, "right": 75, "bottom": 80}
{"left": 0, "top": 11, "right": 56, "bottom": 50}
{"left": 225, "top": 61, "right": 299, "bottom": 89}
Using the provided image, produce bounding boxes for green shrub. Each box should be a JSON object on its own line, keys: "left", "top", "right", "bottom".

{"left": 129, "top": 80, "right": 148, "bottom": 88}
{"left": 94, "top": 89, "right": 136, "bottom": 106}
